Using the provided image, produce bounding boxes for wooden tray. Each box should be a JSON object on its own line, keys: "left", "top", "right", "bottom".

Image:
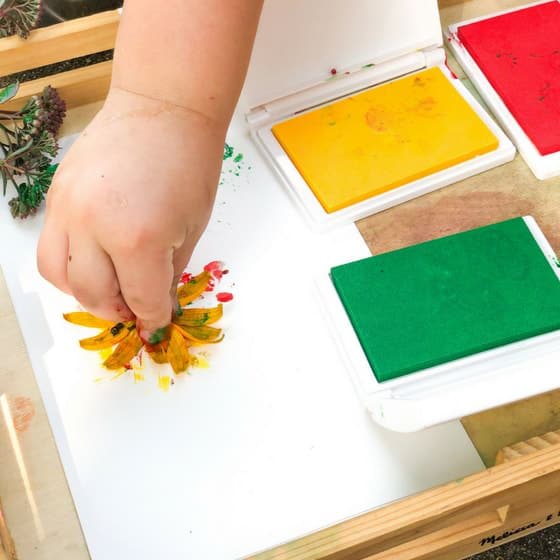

{"left": 2, "top": 2, "right": 560, "bottom": 559}
{"left": 0, "top": 10, "right": 119, "bottom": 110}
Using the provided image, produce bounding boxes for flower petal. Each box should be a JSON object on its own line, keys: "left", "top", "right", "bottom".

{"left": 167, "top": 325, "right": 191, "bottom": 374}
{"left": 64, "top": 312, "right": 114, "bottom": 329}
{"left": 146, "top": 342, "right": 168, "bottom": 365}
{"left": 79, "top": 322, "right": 133, "bottom": 350}
{"left": 174, "top": 323, "right": 224, "bottom": 345}
{"left": 184, "top": 325, "right": 223, "bottom": 342}
{"left": 103, "top": 328, "right": 143, "bottom": 370}
{"left": 174, "top": 304, "right": 223, "bottom": 327}
{"left": 176, "top": 271, "right": 212, "bottom": 306}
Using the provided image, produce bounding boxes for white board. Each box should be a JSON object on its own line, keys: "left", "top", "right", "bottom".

{"left": 0, "top": 111, "right": 483, "bottom": 559}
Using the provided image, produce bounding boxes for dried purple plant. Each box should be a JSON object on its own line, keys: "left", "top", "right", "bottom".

{"left": 0, "top": 82, "right": 66, "bottom": 218}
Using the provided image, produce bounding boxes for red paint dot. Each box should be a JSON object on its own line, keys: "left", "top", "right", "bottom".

{"left": 204, "top": 261, "right": 223, "bottom": 273}
{"left": 204, "top": 261, "right": 226, "bottom": 280}
{"left": 330, "top": 68, "right": 337, "bottom": 75}
{"left": 180, "top": 272, "right": 193, "bottom": 284}
{"left": 216, "top": 292, "right": 233, "bottom": 303}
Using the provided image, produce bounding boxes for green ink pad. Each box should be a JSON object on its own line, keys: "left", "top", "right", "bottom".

{"left": 331, "top": 217, "right": 560, "bottom": 382}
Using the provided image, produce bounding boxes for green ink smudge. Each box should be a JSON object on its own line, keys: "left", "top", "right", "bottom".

{"left": 221, "top": 143, "right": 249, "bottom": 186}
{"left": 148, "top": 327, "right": 169, "bottom": 344}
{"left": 223, "top": 143, "right": 234, "bottom": 160}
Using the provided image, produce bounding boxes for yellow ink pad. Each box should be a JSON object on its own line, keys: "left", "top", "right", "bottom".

{"left": 271, "top": 67, "right": 499, "bottom": 213}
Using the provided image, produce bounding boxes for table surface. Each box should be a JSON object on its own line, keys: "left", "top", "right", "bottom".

{"left": 2, "top": 1, "right": 559, "bottom": 559}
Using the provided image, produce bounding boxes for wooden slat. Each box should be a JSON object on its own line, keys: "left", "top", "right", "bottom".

{"left": 0, "top": 10, "right": 119, "bottom": 77}
{"left": 246, "top": 443, "right": 560, "bottom": 560}
{"left": 1, "top": 61, "right": 112, "bottom": 111}
{"left": 496, "top": 430, "right": 560, "bottom": 465}
{"left": 0, "top": 270, "right": 89, "bottom": 559}
{"left": 0, "top": 497, "right": 17, "bottom": 560}
{"left": 438, "top": 0, "right": 468, "bottom": 7}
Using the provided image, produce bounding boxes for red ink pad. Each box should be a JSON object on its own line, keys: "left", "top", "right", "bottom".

{"left": 457, "top": 1, "right": 560, "bottom": 155}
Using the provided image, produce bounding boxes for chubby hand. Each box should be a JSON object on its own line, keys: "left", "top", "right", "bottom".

{"left": 38, "top": 88, "right": 225, "bottom": 341}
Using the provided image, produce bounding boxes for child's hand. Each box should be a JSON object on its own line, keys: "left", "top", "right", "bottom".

{"left": 37, "top": 88, "right": 225, "bottom": 340}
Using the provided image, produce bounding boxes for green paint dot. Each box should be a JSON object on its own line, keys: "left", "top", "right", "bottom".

{"left": 233, "top": 153, "right": 244, "bottom": 163}
{"left": 223, "top": 143, "right": 234, "bottom": 160}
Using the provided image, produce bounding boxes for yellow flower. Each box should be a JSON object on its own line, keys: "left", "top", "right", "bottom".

{"left": 64, "top": 267, "right": 229, "bottom": 378}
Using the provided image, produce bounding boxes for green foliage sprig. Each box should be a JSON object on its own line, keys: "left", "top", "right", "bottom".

{"left": 0, "top": 82, "right": 66, "bottom": 218}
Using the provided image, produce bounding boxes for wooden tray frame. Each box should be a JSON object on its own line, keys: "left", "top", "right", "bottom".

{"left": 2, "top": 5, "right": 560, "bottom": 560}
{"left": 0, "top": 10, "right": 119, "bottom": 111}
{"left": 247, "top": 435, "right": 560, "bottom": 559}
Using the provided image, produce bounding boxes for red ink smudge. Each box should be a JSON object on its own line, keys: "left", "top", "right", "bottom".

{"left": 216, "top": 292, "right": 233, "bottom": 303}
{"left": 204, "top": 261, "right": 222, "bottom": 272}
{"left": 205, "top": 278, "right": 216, "bottom": 292}
{"left": 204, "top": 260, "right": 226, "bottom": 280}
{"left": 11, "top": 397, "right": 35, "bottom": 433}
{"left": 180, "top": 272, "right": 193, "bottom": 284}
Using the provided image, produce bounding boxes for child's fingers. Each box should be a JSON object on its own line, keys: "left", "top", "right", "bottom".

{"left": 113, "top": 247, "right": 175, "bottom": 341}
{"left": 171, "top": 238, "right": 196, "bottom": 294}
{"left": 37, "top": 221, "right": 72, "bottom": 294}
{"left": 67, "top": 236, "right": 134, "bottom": 322}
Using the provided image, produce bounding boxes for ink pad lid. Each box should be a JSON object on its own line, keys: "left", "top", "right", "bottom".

{"left": 240, "top": 0, "right": 444, "bottom": 112}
